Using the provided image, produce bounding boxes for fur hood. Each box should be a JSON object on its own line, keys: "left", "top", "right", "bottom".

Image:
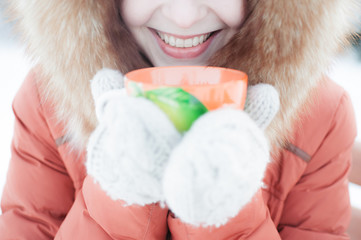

{"left": 6, "top": 0, "right": 360, "bottom": 150}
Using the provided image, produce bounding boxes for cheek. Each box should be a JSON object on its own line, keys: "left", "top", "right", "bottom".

{"left": 212, "top": 0, "right": 247, "bottom": 28}
{"left": 121, "top": 0, "right": 161, "bottom": 27}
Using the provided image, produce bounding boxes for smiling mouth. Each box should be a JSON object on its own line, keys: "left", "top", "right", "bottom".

{"left": 156, "top": 31, "right": 214, "bottom": 48}
{"left": 150, "top": 28, "right": 220, "bottom": 59}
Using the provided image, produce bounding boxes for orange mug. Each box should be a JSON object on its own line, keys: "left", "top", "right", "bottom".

{"left": 125, "top": 66, "right": 248, "bottom": 132}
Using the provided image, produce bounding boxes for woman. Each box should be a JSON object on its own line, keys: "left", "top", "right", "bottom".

{"left": 0, "top": 0, "right": 359, "bottom": 239}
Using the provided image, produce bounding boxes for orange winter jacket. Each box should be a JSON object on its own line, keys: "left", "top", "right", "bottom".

{"left": 0, "top": 70, "right": 357, "bottom": 239}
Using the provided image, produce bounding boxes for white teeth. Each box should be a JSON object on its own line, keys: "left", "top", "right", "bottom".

{"left": 157, "top": 31, "right": 212, "bottom": 48}
{"left": 169, "top": 36, "right": 176, "bottom": 46}
{"left": 193, "top": 37, "right": 199, "bottom": 46}
{"left": 160, "top": 33, "right": 164, "bottom": 40}
{"left": 184, "top": 38, "right": 193, "bottom": 47}
{"left": 176, "top": 38, "right": 184, "bottom": 47}
{"left": 199, "top": 35, "right": 204, "bottom": 44}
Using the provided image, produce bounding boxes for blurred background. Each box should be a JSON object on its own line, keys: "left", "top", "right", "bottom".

{"left": 0, "top": 4, "right": 360, "bottom": 214}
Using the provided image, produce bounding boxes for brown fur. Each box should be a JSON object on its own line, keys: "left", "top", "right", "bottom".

{"left": 6, "top": 0, "right": 360, "bottom": 151}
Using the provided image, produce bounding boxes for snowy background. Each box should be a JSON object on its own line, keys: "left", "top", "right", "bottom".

{"left": 0, "top": 8, "right": 360, "bottom": 212}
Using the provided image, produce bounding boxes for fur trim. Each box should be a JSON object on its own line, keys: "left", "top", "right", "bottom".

{"left": 6, "top": 0, "right": 360, "bottom": 150}
{"left": 209, "top": 0, "right": 360, "bottom": 150}
{"left": 6, "top": 0, "right": 148, "bottom": 148}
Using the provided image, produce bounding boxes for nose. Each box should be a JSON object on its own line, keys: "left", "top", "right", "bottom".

{"left": 162, "top": 0, "right": 208, "bottom": 29}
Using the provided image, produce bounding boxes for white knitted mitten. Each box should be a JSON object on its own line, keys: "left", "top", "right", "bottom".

{"left": 163, "top": 84, "right": 279, "bottom": 226}
{"left": 86, "top": 69, "right": 181, "bottom": 206}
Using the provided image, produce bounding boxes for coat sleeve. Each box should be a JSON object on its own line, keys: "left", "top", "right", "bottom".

{"left": 167, "top": 189, "right": 282, "bottom": 240}
{"left": 0, "top": 71, "right": 75, "bottom": 239}
{"left": 278, "top": 91, "right": 357, "bottom": 240}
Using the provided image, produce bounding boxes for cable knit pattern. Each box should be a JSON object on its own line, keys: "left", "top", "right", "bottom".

{"left": 163, "top": 84, "right": 279, "bottom": 226}
{"left": 86, "top": 69, "right": 181, "bottom": 205}
{"left": 245, "top": 84, "right": 280, "bottom": 130}
{"left": 90, "top": 68, "right": 124, "bottom": 102}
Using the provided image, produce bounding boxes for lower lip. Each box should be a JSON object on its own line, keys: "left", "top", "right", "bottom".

{"left": 151, "top": 29, "right": 218, "bottom": 59}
